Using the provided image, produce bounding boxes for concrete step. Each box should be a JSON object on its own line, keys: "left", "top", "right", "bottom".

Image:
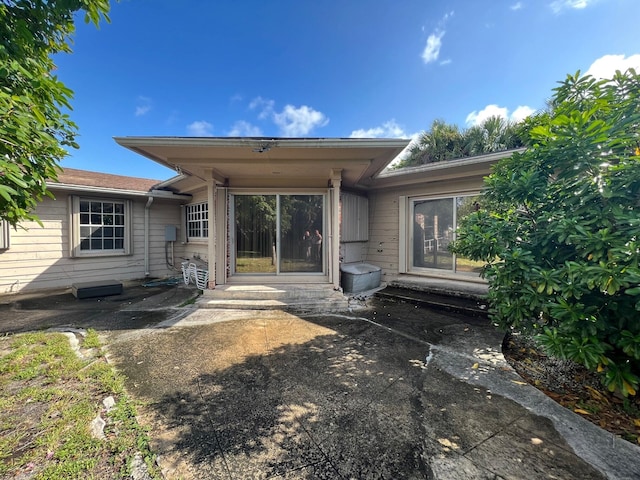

{"left": 197, "top": 284, "right": 349, "bottom": 313}
{"left": 202, "top": 284, "right": 339, "bottom": 301}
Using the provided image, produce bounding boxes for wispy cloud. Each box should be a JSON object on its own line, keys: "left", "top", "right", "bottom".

{"left": 422, "top": 30, "right": 445, "bottom": 64}
{"left": 273, "top": 105, "right": 329, "bottom": 136}
{"left": 135, "top": 96, "right": 152, "bottom": 117}
{"left": 421, "top": 11, "right": 454, "bottom": 65}
{"left": 510, "top": 2, "right": 524, "bottom": 10}
{"left": 249, "top": 96, "right": 275, "bottom": 120}
{"left": 465, "top": 104, "right": 535, "bottom": 126}
{"left": 550, "top": 0, "right": 597, "bottom": 14}
{"left": 186, "top": 120, "right": 214, "bottom": 136}
{"left": 349, "top": 120, "right": 410, "bottom": 139}
{"left": 350, "top": 120, "right": 419, "bottom": 169}
{"left": 584, "top": 53, "right": 640, "bottom": 79}
{"left": 227, "top": 120, "right": 263, "bottom": 137}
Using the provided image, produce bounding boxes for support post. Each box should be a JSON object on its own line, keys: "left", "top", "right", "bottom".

{"left": 207, "top": 176, "right": 216, "bottom": 289}
{"left": 330, "top": 169, "right": 342, "bottom": 291}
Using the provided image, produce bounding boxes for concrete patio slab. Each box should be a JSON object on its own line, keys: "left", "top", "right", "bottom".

{"left": 2, "top": 284, "right": 639, "bottom": 479}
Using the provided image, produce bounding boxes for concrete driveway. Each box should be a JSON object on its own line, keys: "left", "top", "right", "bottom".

{"left": 2, "top": 284, "right": 640, "bottom": 479}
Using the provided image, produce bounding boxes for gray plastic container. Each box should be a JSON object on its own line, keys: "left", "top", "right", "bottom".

{"left": 340, "top": 263, "right": 382, "bottom": 293}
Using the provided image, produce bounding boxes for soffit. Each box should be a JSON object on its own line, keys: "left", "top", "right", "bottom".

{"left": 113, "top": 137, "right": 409, "bottom": 189}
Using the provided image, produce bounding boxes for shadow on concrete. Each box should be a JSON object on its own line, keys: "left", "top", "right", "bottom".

{"left": 109, "top": 299, "right": 606, "bottom": 480}
{"left": 0, "top": 283, "right": 198, "bottom": 334}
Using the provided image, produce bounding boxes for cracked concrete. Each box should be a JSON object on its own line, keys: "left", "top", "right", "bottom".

{"left": 2, "top": 284, "right": 639, "bottom": 479}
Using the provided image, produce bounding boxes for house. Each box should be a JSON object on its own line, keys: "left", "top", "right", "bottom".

{"left": 0, "top": 137, "right": 517, "bottom": 299}
{"left": 0, "top": 168, "right": 187, "bottom": 293}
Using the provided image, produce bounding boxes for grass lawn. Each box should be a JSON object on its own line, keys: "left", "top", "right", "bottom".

{"left": 0, "top": 330, "right": 159, "bottom": 479}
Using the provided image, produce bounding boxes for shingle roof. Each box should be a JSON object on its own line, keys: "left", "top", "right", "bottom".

{"left": 52, "top": 168, "right": 162, "bottom": 192}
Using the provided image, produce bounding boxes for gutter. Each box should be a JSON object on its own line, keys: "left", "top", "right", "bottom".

{"left": 144, "top": 197, "right": 154, "bottom": 276}
{"left": 47, "top": 183, "right": 191, "bottom": 200}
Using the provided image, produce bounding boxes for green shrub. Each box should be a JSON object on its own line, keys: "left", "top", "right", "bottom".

{"left": 452, "top": 69, "right": 640, "bottom": 396}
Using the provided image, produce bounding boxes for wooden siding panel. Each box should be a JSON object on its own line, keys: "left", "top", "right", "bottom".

{"left": 366, "top": 176, "right": 485, "bottom": 281}
{"left": 0, "top": 194, "right": 184, "bottom": 294}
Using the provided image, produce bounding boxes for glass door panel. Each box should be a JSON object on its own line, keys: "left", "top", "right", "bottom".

{"left": 455, "top": 196, "right": 484, "bottom": 275}
{"left": 413, "top": 198, "right": 454, "bottom": 270}
{"left": 279, "top": 195, "right": 323, "bottom": 273}
{"left": 234, "top": 195, "right": 277, "bottom": 274}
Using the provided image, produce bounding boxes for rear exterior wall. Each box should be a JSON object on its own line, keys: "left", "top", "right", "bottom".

{"left": 366, "top": 177, "right": 484, "bottom": 284}
{"left": 0, "top": 193, "right": 185, "bottom": 294}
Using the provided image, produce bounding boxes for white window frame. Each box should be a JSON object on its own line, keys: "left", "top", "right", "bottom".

{"left": 185, "top": 202, "right": 209, "bottom": 242}
{"left": 0, "top": 220, "right": 9, "bottom": 250}
{"left": 401, "top": 193, "right": 481, "bottom": 276}
{"left": 70, "top": 196, "right": 132, "bottom": 257}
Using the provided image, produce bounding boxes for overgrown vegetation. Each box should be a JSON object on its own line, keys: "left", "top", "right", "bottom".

{"left": 395, "top": 116, "right": 524, "bottom": 168}
{"left": 452, "top": 69, "right": 640, "bottom": 397}
{"left": 0, "top": 331, "right": 160, "bottom": 478}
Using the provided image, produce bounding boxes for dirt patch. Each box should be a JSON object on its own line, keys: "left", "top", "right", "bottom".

{"left": 503, "top": 332, "right": 640, "bottom": 445}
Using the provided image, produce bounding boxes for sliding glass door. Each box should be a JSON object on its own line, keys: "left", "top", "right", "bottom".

{"left": 233, "top": 193, "right": 324, "bottom": 275}
{"left": 410, "top": 195, "right": 484, "bottom": 275}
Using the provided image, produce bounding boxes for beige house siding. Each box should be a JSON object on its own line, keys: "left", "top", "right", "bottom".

{"left": 146, "top": 198, "right": 186, "bottom": 278}
{"left": 0, "top": 193, "right": 184, "bottom": 294}
{"left": 366, "top": 177, "right": 485, "bottom": 283}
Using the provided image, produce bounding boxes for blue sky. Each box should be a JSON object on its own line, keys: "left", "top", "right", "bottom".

{"left": 56, "top": 0, "right": 640, "bottom": 180}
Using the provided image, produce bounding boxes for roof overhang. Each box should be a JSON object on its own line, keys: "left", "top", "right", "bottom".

{"left": 113, "top": 137, "right": 410, "bottom": 190}
{"left": 47, "top": 182, "right": 191, "bottom": 200}
{"left": 368, "top": 148, "right": 525, "bottom": 190}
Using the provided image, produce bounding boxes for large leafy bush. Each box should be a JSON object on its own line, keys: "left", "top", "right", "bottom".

{"left": 452, "top": 70, "right": 640, "bottom": 396}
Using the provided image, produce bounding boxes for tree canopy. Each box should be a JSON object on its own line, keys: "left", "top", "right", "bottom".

{"left": 0, "top": 0, "right": 111, "bottom": 227}
{"left": 451, "top": 70, "right": 640, "bottom": 396}
{"left": 395, "top": 116, "right": 525, "bottom": 169}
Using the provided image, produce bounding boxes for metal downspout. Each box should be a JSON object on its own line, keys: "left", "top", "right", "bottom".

{"left": 144, "top": 196, "right": 154, "bottom": 276}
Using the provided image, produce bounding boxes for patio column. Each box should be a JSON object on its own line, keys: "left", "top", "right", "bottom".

{"left": 330, "top": 169, "right": 342, "bottom": 290}
{"left": 206, "top": 176, "right": 216, "bottom": 289}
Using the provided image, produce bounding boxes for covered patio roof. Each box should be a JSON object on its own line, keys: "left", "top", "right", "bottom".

{"left": 113, "top": 137, "right": 410, "bottom": 189}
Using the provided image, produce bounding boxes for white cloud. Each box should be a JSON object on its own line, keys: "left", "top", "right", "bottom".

{"left": 421, "top": 11, "right": 454, "bottom": 65}
{"left": 511, "top": 105, "right": 536, "bottom": 122}
{"left": 349, "top": 120, "right": 410, "bottom": 139}
{"left": 135, "top": 96, "right": 152, "bottom": 117}
{"left": 422, "top": 30, "right": 445, "bottom": 64}
{"left": 227, "top": 120, "right": 263, "bottom": 137}
{"left": 349, "top": 121, "right": 420, "bottom": 169}
{"left": 510, "top": 2, "right": 524, "bottom": 10}
{"left": 186, "top": 120, "right": 214, "bottom": 136}
{"left": 550, "top": 0, "right": 596, "bottom": 14}
{"left": 584, "top": 53, "right": 640, "bottom": 79}
{"left": 273, "top": 105, "right": 329, "bottom": 137}
{"left": 465, "top": 104, "right": 535, "bottom": 126}
{"left": 249, "top": 96, "right": 275, "bottom": 120}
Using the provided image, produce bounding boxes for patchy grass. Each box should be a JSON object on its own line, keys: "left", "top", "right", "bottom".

{"left": 0, "top": 331, "right": 160, "bottom": 479}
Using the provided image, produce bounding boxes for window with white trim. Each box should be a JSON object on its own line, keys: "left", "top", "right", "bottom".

{"left": 405, "top": 194, "right": 484, "bottom": 276}
{"left": 71, "top": 196, "right": 132, "bottom": 257}
{"left": 186, "top": 202, "right": 208, "bottom": 240}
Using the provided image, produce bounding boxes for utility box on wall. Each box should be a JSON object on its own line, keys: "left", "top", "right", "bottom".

{"left": 165, "top": 225, "right": 177, "bottom": 242}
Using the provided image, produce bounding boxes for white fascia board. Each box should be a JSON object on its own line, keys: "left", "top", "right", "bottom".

{"left": 378, "top": 148, "right": 525, "bottom": 179}
{"left": 114, "top": 136, "right": 410, "bottom": 150}
{"left": 48, "top": 183, "right": 188, "bottom": 200}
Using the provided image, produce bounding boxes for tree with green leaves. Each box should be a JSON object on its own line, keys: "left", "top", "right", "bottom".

{"left": 395, "top": 116, "right": 524, "bottom": 169}
{"left": 0, "top": 0, "right": 111, "bottom": 227}
{"left": 451, "top": 70, "right": 640, "bottom": 397}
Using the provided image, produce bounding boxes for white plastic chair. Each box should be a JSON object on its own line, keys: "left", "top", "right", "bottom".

{"left": 195, "top": 268, "right": 209, "bottom": 290}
